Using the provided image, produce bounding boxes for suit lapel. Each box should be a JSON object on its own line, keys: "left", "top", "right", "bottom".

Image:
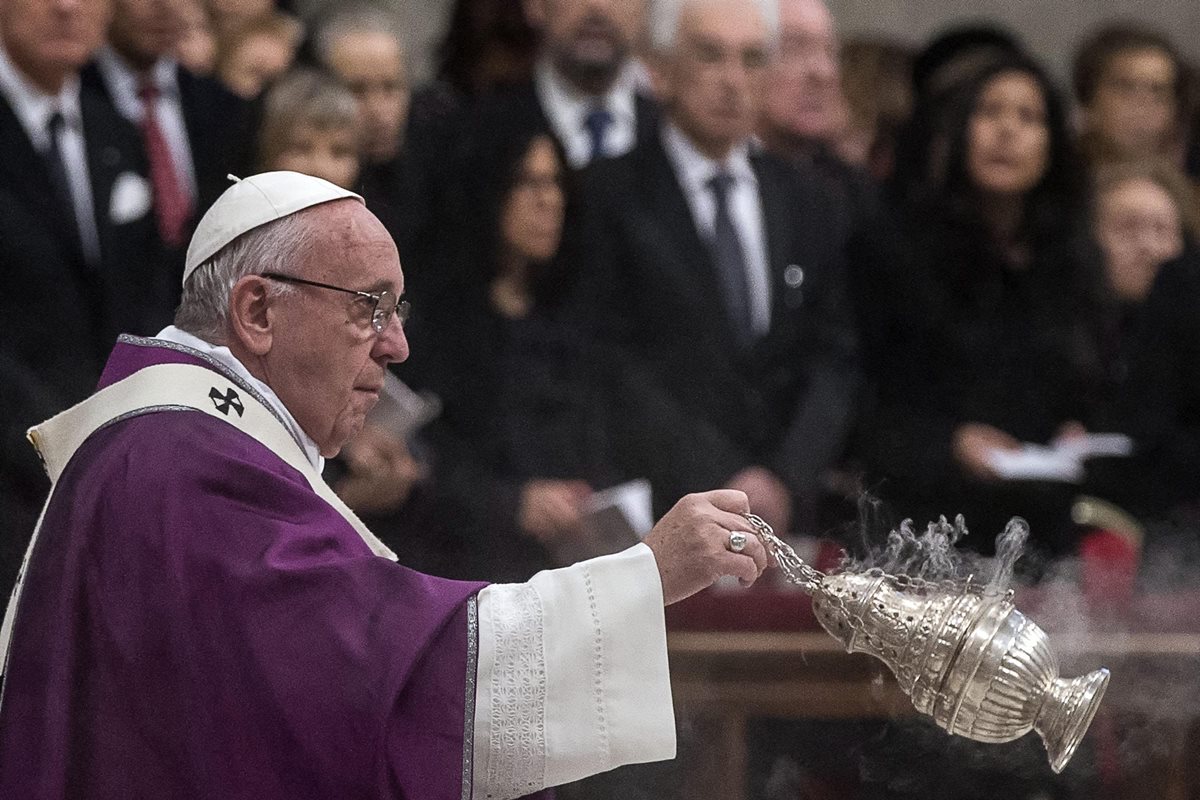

{"left": 0, "top": 94, "right": 88, "bottom": 265}
{"left": 638, "top": 135, "right": 739, "bottom": 343}
{"left": 81, "top": 88, "right": 135, "bottom": 243}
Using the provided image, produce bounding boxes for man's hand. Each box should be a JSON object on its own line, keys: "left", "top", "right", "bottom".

{"left": 519, "top": 479, "right": 593, "bottom": 544}
{"left": 644, "top": 490, "right": 770, "bottom": 605}
{"left": 727, "top": 466, "right": 792, "bottom": 535}
{"left": 952, "top": 422, "right": 1021, "bottom": 481}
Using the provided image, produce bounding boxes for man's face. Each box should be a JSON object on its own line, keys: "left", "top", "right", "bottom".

{"left": 325, "top": 30, "right": 408, "bottom": 164}
{"left": 108, "top": 0, "right": 187, "bottom": 68}
{"left": 526, "top": 0, "right": 645, "bottom": 90}
{"left": 1086, "top": 47, "right": 1178, "bottom": 159}
{"left": 653, "top": 0, "right": 771, "bottom": 158}
{"left": 258, "top": 201, "right": 409, "bottom": 457}
{"left": 0, "top": 0, "right": 112, "bottom": 90}
{"left": 762, "top": 0, "right": 843, "bottom": 143}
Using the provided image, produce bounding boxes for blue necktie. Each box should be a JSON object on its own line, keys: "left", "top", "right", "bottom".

{"left": 582, "top": 107, "right": 614, "bottom": 162}
{"left": 707, "top": 171, "right": 754, "bottom": 348}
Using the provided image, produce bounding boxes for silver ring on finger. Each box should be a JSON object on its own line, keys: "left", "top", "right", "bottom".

{"left": 728, "top": 531, "right": 748, "bottom": 553}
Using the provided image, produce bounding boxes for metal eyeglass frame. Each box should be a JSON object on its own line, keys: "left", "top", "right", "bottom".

{"left": 261, "top": 272, "right": 410, "bottom": 333}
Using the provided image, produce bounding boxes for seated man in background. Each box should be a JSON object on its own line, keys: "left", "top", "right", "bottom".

{"left": 574, "top": 0, "right": 861, "bottom": 535}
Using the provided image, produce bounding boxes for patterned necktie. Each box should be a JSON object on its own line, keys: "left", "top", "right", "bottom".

{"left": 44, "top": 111, "right": 82, "bottom": 253}
{"left": 138, "top": 81, "right": 191, "bottom": 247}
{"left": 707, "top": 170, "right": 754, "bottom": 348}
{"left": 582, "top": 107, "right": 614, "bottom": 162}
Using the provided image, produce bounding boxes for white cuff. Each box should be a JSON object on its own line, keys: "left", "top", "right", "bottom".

{"left": 473, "top": 543, "right": 675, "bottom": 798}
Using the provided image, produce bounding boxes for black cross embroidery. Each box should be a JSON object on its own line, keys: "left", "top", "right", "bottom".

{"left": 209, "top": 386, "right": 244, "bottom": 417}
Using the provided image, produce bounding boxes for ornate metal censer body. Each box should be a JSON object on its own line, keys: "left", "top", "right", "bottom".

{"left": 744, "top": 515, "right": 1110, "bottom": 773}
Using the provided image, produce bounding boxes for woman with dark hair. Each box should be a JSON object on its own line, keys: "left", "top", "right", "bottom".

{"left": 855, "top": 53, "right": 1111, "bottom": 561}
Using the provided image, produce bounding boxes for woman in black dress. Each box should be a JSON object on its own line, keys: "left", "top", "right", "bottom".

{"left": 856, "top": 52, "right": 1111, "bottom": 561}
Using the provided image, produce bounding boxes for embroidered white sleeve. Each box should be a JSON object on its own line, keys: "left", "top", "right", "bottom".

{"left": 472, "top": 543, "right": 675, "bottom": 800}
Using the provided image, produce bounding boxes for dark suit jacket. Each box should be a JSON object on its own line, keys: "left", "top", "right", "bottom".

{"left": 80, "top": 61, "right": 255, "bottom": 290}
{"left": 574, "top": 131, "right": 861, "bottom": 498}
{"left": 466, "top": 78, "right": 659, "bottom": 163}
{"left": 81, "top": 62, "right": 254, "bottom": 213}
{"left": 0, "top": 87, "right": 173, "bottom": 594}
{"left": 0, "top": 89, "right": 173, "bottom": 404}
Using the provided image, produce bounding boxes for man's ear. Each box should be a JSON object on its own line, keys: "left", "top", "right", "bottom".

{"left": 523, "top": 0, "right": 548, "bottom": 30}
{"left": 228, "top": 275, "right": 275, "bottom": 357}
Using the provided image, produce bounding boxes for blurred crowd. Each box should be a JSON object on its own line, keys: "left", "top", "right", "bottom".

{"left": 3, "top": 0, "right": 1200, "bottom": 594}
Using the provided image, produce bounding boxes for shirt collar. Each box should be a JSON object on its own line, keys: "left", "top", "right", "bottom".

{"left": 660, "top": 120, "right": 756, "bottom": 198}
{"left": 155, "top": 325, "right": 325, "bottom": 472}
{"left": 534, "top": 57, "right": 637, "bottom": 129}
{"left": 94, "top": 47, "right": 179, "bottom": 121}
{"left": 0, "top": 44, "right": 82, "bottom": 148}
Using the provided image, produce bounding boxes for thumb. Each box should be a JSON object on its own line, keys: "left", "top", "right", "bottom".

{"left": 699, "top": 488, "right": 750, "bottom": 515}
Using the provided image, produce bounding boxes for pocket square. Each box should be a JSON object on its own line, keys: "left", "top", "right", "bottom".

{"left": 108, "top": 172, "right": 153, "bottom": 225}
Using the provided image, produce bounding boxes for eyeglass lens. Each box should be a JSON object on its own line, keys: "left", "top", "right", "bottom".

{"left": 371, "top": 292, "right": 411, "bottom": 333}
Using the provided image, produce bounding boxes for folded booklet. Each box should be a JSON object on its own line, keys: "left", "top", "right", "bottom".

{"left": 985, "top": 433, "right": 1133, "bottom": 484}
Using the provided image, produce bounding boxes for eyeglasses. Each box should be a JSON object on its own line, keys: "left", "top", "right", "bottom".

{"left": 262, "top": 272, "right": 411, "bottom": 333}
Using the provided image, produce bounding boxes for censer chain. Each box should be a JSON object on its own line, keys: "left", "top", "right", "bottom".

{"left": 741, "top": 513, "right": 826, "bottom": 593}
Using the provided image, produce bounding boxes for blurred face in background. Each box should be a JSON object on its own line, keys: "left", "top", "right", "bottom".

{"left": 0, "top": 0, "right": 112, "bottom": 92}
{"left": 1096, "top": 176, "right": 1183, "bottom": 301}
{"left": 219, "top": 30, "right": 292, "bottom": 99}
{"left": 205, "top": 0, "right": 271, "bottom": 37}
{"left": 175, "top": 0, "right": 215, "bottom": 74}
{"left": 502, "top": 136, "right": 566, "bottom": 265}
{"left": 966, "top": 70, "right": 1049, "bottom": 199}
{"left": 109, "top": 0, "right": 187, "bottom": 69}
{"left": 1085, "top": 48, "right": 1178, "bottom": 160}
{"left": 270, "top": 124, "right": 362, "bottom": 190}
{"left": 653, "top": 0, "right": 772, "bottom": 160}
{"left": 325, "top": 30, "right": 409, "bottom": 165}
{"left": 762, "top": 0, "right": 844, "bottom": 144}
{"left": 525, "top": 0, "right": 645, "bottom": 92}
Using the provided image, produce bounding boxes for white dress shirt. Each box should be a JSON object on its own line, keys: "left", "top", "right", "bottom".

{"left": 661, "top": 122, "right": 773, "bottom": 336}
{"left": 94, "top": 48, "right": 198, "bottom": 203}
{"left": 0, "top": 45, "right": 101, "bottom": 266}
{"left": 534, "top": 58, "right": 639, "bottom": 169}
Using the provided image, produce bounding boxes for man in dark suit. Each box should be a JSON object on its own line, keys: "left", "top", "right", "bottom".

{"left": 83, "top": 0, "right": 254, "bottom": 275}
{"left": 575, "top": 0, "right": 860, "bottom": 534}
{"left": 0, "top": 0, "right": 175, "bottom": 595}
{"left": 469, "top": 0, "right": 655, "bottom": 169}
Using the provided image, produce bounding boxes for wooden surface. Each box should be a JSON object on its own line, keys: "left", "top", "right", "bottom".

{"left": 667, "top": 629, "right": 1200, "bottom": 800}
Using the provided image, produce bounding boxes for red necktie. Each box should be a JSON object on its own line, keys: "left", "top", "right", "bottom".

{"left": 138, "top": 81, "right": 192, "bottom": 248}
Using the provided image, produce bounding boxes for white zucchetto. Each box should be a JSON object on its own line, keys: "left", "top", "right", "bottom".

{"left": 183, "top": 172, "right": 362, "bottom": 284}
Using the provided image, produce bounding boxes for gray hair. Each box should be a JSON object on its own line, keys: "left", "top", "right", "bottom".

{"left": 648, "top": 0, "right": 780, "bottom": 53}
{"left": 258, "top": 68, "right": 361, "bottom": 171}
{"left": 313, "top": 2, "right": 405, "bottom": 66}
{"left": 174, "top": 212, "right": 322, "bottom": 343}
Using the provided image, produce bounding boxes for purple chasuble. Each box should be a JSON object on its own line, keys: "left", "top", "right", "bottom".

{"left": 0, "top": 337, "right": 489, "bottom": 799}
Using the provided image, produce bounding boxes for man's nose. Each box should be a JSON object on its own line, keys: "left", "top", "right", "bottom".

{"left": 373, "top": 314, "right": 410, "bottom": 364}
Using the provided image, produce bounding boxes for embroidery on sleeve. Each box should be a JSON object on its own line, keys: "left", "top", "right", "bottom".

{"left": 484, "top": 583, "right": 547, "bottom": 798}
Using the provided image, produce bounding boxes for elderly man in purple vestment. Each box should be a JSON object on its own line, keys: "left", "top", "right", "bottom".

{"left": 0, "top": 171, "right": 771, "bottom": 799}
